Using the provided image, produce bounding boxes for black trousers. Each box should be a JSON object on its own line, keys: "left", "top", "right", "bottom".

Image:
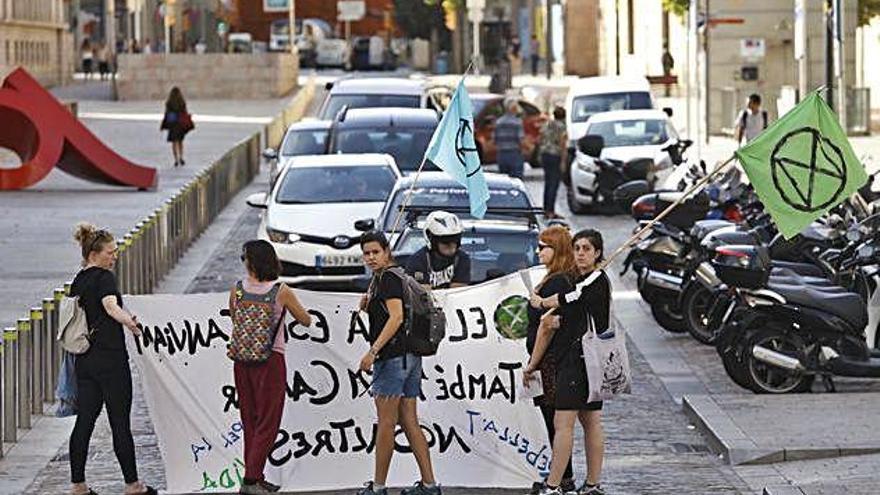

{"left": 542, "top": 152, "right": 562, "bottom": 213}
{"left": 539, "top": 403, "right": 574, "bottom": 481}
{"left": 70, "top": 349, "right": 138, "bottom": 484}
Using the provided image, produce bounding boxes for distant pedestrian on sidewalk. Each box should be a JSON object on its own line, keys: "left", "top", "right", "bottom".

{"left": 734, "top": 93, "right": 768, "bottom": 146}
{"left": 356, "top": 230, "right": 441, "bottom": 495}
{"left": 69, "top": 222, "right": 158, "bottom": 495}
{"left": 523, "top": 225, "right": 577, "bottom": 494}
{"left": 80, "top": 40, "right": 94, "bottom": 79}
{"left": 160, "top": 87, "right": 194, "bottom": 167}
{"left": 230, "top": 240, "right": 312, "bottom": 494}
{"left": 538, "top": 106, "right": 569, "bottom": 218}
{"left": 527, "top": 229, "right": 609, "bottom": 495}
{"left": 530, "top": 35, "right": 540, "bottom": 77}
{"left": 97, "top": 43, "right": 110, "bottom": 81}
{"left": 495, "top": 99, "right": 525, "bottom": 179}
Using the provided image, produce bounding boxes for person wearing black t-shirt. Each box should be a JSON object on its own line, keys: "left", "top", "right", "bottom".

{"left": 357, "top": 230, "right": 440, "bottom": 495}
{"left": 522, "top": 225, "right": 576, "bottom": 494}
{"left": 404, "top": 210, "right": 471, "bottom": 289}
{"left": 526, "top": 229, "right": 609, "bottom": 495}
{"left": 68, "top": 223, "right": 157, "bottom": 495}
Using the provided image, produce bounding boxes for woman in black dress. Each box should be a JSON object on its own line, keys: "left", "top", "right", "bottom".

{"left": 526, "top": 229, "right": 609, "bottom": 495}
{"left": 160, "top": 86, "right": 192, "bottom": 167}
{"left": 69, "top": 223, "right": 157, "bottom": 495}
{"left": 523, "top": 225, "right": 576, "bottom": 494}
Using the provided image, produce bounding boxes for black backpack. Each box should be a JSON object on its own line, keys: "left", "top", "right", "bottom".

{"left": 376, "top": 267, "right": 446, "bottom": 356}
{"left": 740, "top": 109, "right": 768, "bottom": 131}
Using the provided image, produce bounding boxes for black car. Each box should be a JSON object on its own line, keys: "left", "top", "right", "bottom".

{"left": 326, "top": 107, "right": 440, "bottom": 174}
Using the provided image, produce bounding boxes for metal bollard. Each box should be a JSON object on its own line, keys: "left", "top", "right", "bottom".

{"left": 29, "top": 307, "right": 43, "bottom": 415}
{"left": 0, "top": 337, "right": 4, "bottom": 458}
{"left": 52, "top": 287, "right": 67, "bottom": 396}
{"left": 16, "top": 318, "right": 31, "bottom": 429}
{"left": 3, "top": 326, "right": 17, "bottom": 442}
{"left": 42, "top": 297, "right": 56, "bottom": 403}
{"left": 131, "top": 225, "right": 142, "bottom": 294}
{"left": 117, "top": 239, "right": 128, "bottom": 294}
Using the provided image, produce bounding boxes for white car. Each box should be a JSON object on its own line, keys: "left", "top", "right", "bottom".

{"left": 568, "top": 110, "right": 681, "bottom": 210}
{"left": 246, "top": 153, "right": 401, "bottom": 284}
{"left": 318, "top": 77, "right": 430, "bottom": 120}
{"left": 564, "top": 75, "right": 656, "bottom": 144}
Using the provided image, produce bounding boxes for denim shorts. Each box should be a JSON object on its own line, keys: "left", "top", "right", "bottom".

{"left": 371, "top": 353, "right": 422, "bottom": 398}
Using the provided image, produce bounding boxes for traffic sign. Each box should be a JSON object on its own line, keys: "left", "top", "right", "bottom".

{"left": 338, "top": 0, "right": 365, "bottom": 22}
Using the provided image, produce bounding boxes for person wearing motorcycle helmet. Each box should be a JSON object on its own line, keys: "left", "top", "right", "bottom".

{"left": 405, "top": 211, "right": 471, "bottom": 289}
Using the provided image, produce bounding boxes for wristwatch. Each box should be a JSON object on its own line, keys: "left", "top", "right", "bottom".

{"left": 369, "top": 347, "right": 379, "bottom": 358}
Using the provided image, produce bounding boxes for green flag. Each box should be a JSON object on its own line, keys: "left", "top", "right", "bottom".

{"left": 735, "top": 92, "right": 867, "bottom": 239}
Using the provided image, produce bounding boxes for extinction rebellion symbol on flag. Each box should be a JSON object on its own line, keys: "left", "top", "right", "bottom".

{"left": 770, "top": 127, "right": 848, "bottom": 213}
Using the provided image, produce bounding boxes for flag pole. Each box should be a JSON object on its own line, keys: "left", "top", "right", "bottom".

{"left": 387, "top": 59, "right": 479, "bottom": 238}
{"left": 540, "top": 153, "right": 738, "bottom": 318}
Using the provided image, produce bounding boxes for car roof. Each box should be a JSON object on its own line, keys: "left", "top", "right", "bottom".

{"left": 336, "top": 108, "right": 439, "bottom": 127}
{"left": 407, "top": 218, "right": 534, "bottom": 234}
{"left": 392, "top": 171, "right": 526, "bottom": 191}
{"left": 567, "top": 76, "right": 651, "bottom": 97}
{"left": 586, "top": 109, "right": 671, "bottom": 124}
{"left": 280, "top": 153, "right": 398, "bottom": 170}
{"left": 330, "top": 77, "right": 425, "bottom": 95}
{"left": 284, "top": 120, "right": 332, "bottom": 132}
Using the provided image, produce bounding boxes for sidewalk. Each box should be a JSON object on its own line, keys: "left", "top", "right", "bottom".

{"left": 0, "top": 90, "right": 293, "bottom": 333}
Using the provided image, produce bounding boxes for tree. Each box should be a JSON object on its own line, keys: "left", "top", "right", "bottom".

{"left": 393, "top": 0, "right": 446, "bottom": 40}
{"left": 663, "top": 0, "right": 689, "bottom": 18}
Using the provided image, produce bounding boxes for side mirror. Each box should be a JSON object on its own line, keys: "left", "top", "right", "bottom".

{"left": 325, "top": 81, "right": 334, "bottom": 91}
{"left": 700, "top": 160, "right": 708, "bottom": 174}
{"left": 262, "top": 148, "right": 278, "bottom": 160}
{"left": 354, "top": 218, "right": 375, "bottom": 232}
{"left": 662, "top": 107, "right": 673, "bottom": 117}
{"left": 246, "top": 192, "right": 268, "bottom": 209}
{"left": 577, "top": 134, "right": 604, "bottom": 158}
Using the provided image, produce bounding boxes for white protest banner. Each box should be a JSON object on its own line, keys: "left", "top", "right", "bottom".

{"left": 126, "top": 269, "right": 550, "bottom": 493}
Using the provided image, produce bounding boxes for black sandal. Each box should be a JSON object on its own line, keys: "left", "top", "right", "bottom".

{"left": 129, "top": 487, "right": 158, "bottom": 495}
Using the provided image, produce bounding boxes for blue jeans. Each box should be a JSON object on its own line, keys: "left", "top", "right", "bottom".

{"left": 371, "top": 354, "right": 422, "bottom": 398}
{"left": 497, "top": 149, "right": 524, "bottom": 179}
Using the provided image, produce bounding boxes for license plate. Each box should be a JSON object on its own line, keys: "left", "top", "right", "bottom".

{"left": 315, "top": 254, "right": 362, "bottom": 268}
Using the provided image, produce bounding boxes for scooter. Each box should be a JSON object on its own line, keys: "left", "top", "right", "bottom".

{"left": 712, "top": 229, "right": 880, "bottom": 393}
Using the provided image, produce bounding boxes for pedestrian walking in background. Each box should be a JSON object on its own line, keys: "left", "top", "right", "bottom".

{"left": 160, "top": 86, "right": 194, "bottom": 167}
{"left": 97, "top": 44, "right": 110, "bottom": 81}
{"left": 734, "top": 93, "right": 768, "bottom": 146}
{"left": 539, "top": 106, "right": 569, "bottom": 218}
{"left": 80, "top": 40, "right": 94, "bottom": 79}
{"left": 357, "top": 230, "right": 441, "bottom": 495}
{"left": 495, "top": 99, "right": 526, "bottom": 179}
{"left": 523, "top": 225, "right": 577, "bottom": 494}
{"left": 530, "top": 35, "right": 540, "bottom": 77}
{"left": 509, "top": 37, "right": 522, "bottom": 76}
{"left": 230, "top": 240, "right": 312, "bottom": 494}
{"left": 68, "top": 222, "right": 158, "bottom": 495}
{"left": 527, "top": 229, "right": 609, "bottom": 495}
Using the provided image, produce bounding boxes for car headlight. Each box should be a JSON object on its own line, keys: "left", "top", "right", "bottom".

{"left": 267, "top": 227, "right": 301, "bottom": 244}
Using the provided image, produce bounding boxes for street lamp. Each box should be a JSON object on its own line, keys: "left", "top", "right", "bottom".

{"left": 288, "top": 0, "right": 296, "bottom": 55}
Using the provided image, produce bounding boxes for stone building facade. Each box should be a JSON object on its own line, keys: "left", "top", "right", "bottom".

{"left": 0, "top": 0, "right": 73, "bottom": 87}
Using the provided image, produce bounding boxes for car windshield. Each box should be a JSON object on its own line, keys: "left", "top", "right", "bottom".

{"left": 383, "top": 186, "right": 532, "bottom": 229}
{"left": 571, "top": 92, "right": 653, "bottom": 123}
{"left": 275, "top": 166, "right": 396, "bottom": 204}
{"left": 587, "top": 119, "right": 671, "bottom": 147}
{"left": 281, "top": 129, "right": 328, "bottom": 156}
{"left": 320, "top": 94, "right": 421, "bottom": 119}
{"left": 332, "top": 127, "right": 437, "bottom": 172}
{"left": 395, "top": 229, "right": 538, "bottom": 283}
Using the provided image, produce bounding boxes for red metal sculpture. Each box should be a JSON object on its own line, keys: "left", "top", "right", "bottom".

{"left": 0, "top": 68, "right": 157, "bottom": 190}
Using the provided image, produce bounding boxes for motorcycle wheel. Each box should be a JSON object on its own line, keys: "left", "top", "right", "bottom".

{"left": 567, "top": 186, "right": 589, "bottom": 215}
{"left": 650, "top": 302, "right": 687, "bottom": 333}
{"left": 682, "top": 284, "right": 717, "bottom": 345}
{"left": 720, "top": 348, "right": 752, "bottom": 390}
{"left": 744, "top": 328, "right": 815, "bottom": 394}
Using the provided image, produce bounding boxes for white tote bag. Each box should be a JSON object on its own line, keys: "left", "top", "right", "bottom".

{"left": 57, "top": 295, "right": 92, "bottom": 355}
{"left": 572, "top": 271, "right": 632, "bottom": 403}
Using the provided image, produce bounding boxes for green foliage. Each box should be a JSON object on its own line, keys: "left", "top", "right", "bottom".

{"left": 424, "top": 0, "right": 465, "bottom": 10}
{"left": 394, "top": 0, "right": 446, "bottom": 40}
{"left": 859, "top": 0, "right": 880, "bottom": 26}
{"left": 663, "top": 0, "right": 689, "bottom": 17}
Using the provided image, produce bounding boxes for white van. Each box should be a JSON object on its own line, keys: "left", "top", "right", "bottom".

{"left": 565, "top": 76, "right": 655, "bottom": 142}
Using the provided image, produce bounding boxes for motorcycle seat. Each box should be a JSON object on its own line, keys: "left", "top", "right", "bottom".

{"left": 768, "top": 284, "right": 867, "bottom": 331}
{"left": 770, "top": 260, "right": 826, "bottom": 277}
{"left": 769, "top": 267, "right": 834, "bottom": 286}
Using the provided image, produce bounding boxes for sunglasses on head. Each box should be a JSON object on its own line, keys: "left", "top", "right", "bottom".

{"left": 537, "top": 242, "right": 551, "bottom": 251}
